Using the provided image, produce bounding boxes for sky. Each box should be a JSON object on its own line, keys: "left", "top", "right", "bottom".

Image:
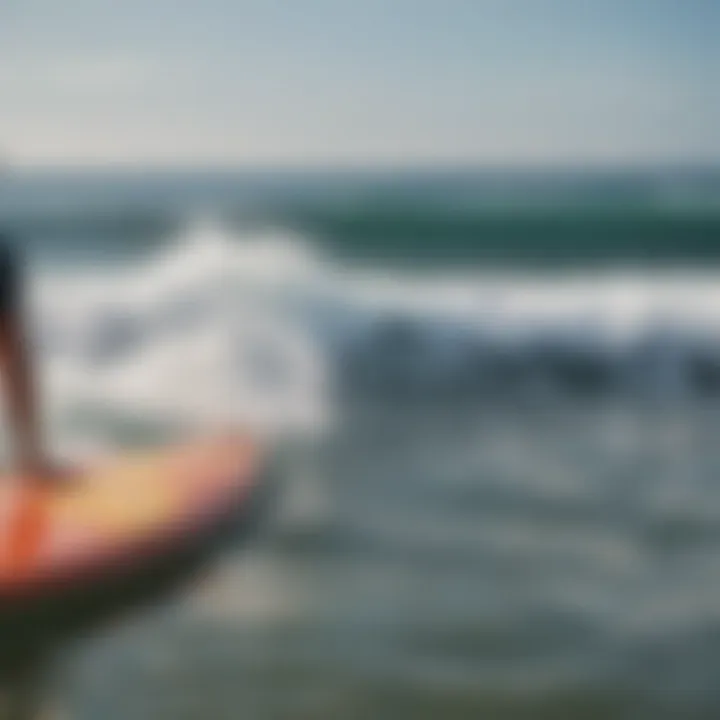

{"left": 0, "top": 0, "right": 718, "bottom": 166}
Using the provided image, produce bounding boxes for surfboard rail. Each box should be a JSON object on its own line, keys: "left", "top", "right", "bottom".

{"left": 0, "top": 435, "right": 268, "bottom": 676}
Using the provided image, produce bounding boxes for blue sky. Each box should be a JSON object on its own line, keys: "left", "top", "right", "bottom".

{"left": 1, "top": 0, "right": 717, "bottom": 165}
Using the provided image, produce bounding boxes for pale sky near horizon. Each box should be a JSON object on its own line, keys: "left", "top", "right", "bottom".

{"left": 0, "top": 0, "right": 718, "bottom": 166}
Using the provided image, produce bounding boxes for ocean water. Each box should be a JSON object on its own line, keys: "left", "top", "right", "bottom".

{"left": 4, "top": 167, "right": 720, "bottom": 718}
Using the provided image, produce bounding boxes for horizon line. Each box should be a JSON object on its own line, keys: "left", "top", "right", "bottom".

{"left": 6, "top": 157, "right": 720, "bottom": 175}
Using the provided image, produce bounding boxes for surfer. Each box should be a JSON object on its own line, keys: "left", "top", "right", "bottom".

{"left": 0, "top": 238, "right": 45, "bottom": 479}
{"left": 0, "top": 237, "right": 52, "bottom": 719}
{"left": 0, "top": 235, "right": 265, "bottom": 719}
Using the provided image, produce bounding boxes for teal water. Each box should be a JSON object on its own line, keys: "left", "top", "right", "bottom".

{"left": 4, "top": 167, "right": 720, "bottom": 718}
{"left": 2, "top": 167, "right": 720, "bottom": 267}
{"left": 56, "top": 400, "right": 720, "bottom": 719}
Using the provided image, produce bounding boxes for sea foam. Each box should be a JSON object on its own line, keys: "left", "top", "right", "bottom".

{"left": 27, "top": 217, "right": 720, "bottom": 454}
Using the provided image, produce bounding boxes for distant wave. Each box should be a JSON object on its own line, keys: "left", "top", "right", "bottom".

{"left": 270, "top": 204, "right": 720, "bottom": 267}
{"left": 5, "top": 191, "right": 720, "bottom": 266}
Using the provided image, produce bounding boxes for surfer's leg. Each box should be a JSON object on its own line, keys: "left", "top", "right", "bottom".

{"left": 0, "top": 238, "right": 46, "bottom": 479}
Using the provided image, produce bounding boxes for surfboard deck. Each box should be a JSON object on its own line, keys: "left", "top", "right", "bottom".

{"left": 0, "top": 436, "right": 267, "bottom": 674}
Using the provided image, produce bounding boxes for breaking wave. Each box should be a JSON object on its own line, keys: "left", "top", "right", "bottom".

{"left": 25, "top": 216, "right": 720, "bottom": 453}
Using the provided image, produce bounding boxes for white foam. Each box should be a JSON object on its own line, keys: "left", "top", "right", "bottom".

{"left": 29, "top": 217, "right": 720, "bottom": 453}
{"left": 33, "top": 218, "right": 330, "bottom": 453}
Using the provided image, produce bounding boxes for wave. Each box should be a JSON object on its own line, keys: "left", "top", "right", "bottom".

{"left": 26, "top": 215, "right": 720, "bottom": 457}
{"left": 33, "top": 219, "right": 330, "bottom": 455}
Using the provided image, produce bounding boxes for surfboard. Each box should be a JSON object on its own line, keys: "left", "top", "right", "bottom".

{"left": 0, "top": 435, "right": 266, "bottom": 672}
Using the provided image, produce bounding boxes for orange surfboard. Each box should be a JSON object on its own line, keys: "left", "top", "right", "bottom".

{"left": 0, "top": 436, "right": 266, "bottom": 670}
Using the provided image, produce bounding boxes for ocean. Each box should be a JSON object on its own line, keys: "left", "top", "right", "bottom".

{"left": 3, "top": 166, "right": 720, "bottom": 718}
